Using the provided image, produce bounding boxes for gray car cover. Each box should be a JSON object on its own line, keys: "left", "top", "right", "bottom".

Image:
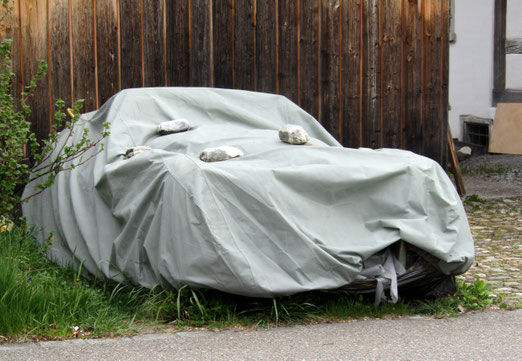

{"left": 23, "top": 87, "right": 474, "bottom": 298}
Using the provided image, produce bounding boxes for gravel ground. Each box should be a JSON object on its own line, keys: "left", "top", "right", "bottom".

{"left": 460, "top": 154, "right": 522, "bottom": 198}
{"left": 458, "top": 154, "right": 521, "bottom": 308}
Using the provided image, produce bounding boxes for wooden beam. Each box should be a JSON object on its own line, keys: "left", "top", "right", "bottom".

{"left": 493, "top": 89, "right": 522, "bottom": 103}
{"left": 447, "top": 127, "right": 465, "bottom": 196}
{"left": 493, "top": 0, "right": 506, "bottom": 106}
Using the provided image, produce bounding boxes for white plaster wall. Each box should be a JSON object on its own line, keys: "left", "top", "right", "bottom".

{"left": 448, "top": 0, "right": 495, "bottom": 139}
{"left": 506, "top": 0, "right": 522, "bottom": 38}
{"left": 506, "top": 55, "right": 522, "bottom": 89}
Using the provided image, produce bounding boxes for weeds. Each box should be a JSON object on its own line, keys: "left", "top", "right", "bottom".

{"left": 464, "top": 194, "right": 482, "bottom": 204}
{"left": 154, "top": 288, "right": 412, "bottom": 328}
{"left": 415, "top": 278, "right": 494, "bottom": 315}
{"left": 463, "top": 194, "right": 484, "bottom": 210}
{"left": 168, "top": 279, "right": 493, "bottom": 327}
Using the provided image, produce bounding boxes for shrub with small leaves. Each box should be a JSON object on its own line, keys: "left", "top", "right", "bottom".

{"left": 0, "top": 1, "right": 109, "bottom": 219}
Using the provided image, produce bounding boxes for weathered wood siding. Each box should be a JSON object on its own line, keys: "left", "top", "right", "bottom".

{"left": 7, "top": 0, "right": 449, "bottom": 165}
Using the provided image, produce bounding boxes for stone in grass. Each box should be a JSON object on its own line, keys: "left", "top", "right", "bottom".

{"left": 158, "top": 119, "right": 190, "bottom": 135}
{"left": 124, "top": 146, "right": 152, "bottom": 159}
{"left": 279, "top": 124, "right": 310, "bottom": 145}
{"left": 200, "top": 146, "right": 244, "bottom": 162}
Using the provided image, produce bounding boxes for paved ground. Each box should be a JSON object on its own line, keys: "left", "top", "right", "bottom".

{"left": 1, "top": 310, "right": 520, "bottom": 360}
{"left": 458, "top": 154, "right": 521, "bottom": 307}
{"left": 461, "top": 197, "right": 521, "bottom": 307}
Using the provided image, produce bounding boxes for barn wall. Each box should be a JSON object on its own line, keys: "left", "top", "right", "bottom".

{"left": 7, "top": 0, "right": 449, "bottom": 164}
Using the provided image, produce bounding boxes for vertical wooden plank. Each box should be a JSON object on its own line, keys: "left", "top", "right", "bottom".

{"left": 142, "top": 0, "right": 164, "bottom": 87}
{"left": 49, "top": 0, "right": 71, "bottom": 118}
{"left": 299, "top": 0, "right": 319, "bottom": 119}
{"left": 278, "top": 0, "right": 298, "bottom": 103}
{"left": 165, "top": 0, "right": 190, "bottom": 86}
{"left": 341, "top": 0, "right": 362, "bottom": 148}
{"left": 361, "top": 0, "right": 381, "bottom": 148}
{"left": 213, "top": 0, "right": 233, "bottom": 89}
{"left": 119, "top": 0, "right": 141, "bottom": 89}
{"left": 255, "top": 0, "right": 276, "bottom": 93}
{"left": 233, "top": 0, "right": 255, "bottom": 91}
{"left": 402, "top": 0, "right": 422, "bottom": 155}
{"left": 20, "top": 0, "right": 50, "bottom": 140}
{"left": 92, "top": 0, "right": 99, "bottom": 108}
{"left": 320, "top": 0, "right": 340, "bottom": 140}
{"left": 96, "top": 0, "right": 118, "bottom": 105}
{"left": 70, "top": 0, "right": 96, "bottom": 112}
{"left": 190, "top": 0, "right": 211, "bottom": 86}
{"left": 440, "top": 0, "right": 446, "bottom": 165}
{"left": 381, "top": 0, "right": 402, "bottom": 148}
{"left": 421, "top": 0, "right": 442, "bottom": 163}
{"left": 5, "top": 0, "right": 23, "bottom": 110}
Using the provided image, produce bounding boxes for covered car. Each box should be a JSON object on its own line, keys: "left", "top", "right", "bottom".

{"left": 23, "top": 88, "right": 474, "bottom": 303}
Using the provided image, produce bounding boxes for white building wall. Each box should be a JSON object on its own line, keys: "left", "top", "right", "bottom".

{"left": 448, "top": 0, "right": 495, "bottom": 140}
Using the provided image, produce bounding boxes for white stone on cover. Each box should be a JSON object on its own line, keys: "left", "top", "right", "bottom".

{"left": 158, "top": 119, "right": 190, "bottom": 134}
{"left": 279, "top": 124, "right": 310, "bottom": 145}
{"left": 200, "top": 146, "right": 244, "bottom": 162}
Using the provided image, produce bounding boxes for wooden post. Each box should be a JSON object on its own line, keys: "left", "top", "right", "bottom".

{"left": 447, "top": 127, "right": 466, "bottom": 196}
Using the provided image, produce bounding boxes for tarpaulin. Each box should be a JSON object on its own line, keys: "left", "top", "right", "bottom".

{"left": 23, "top": 87, "right": 474, "bottom": 298}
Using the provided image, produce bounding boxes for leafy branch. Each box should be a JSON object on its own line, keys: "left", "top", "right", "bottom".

{"left": 21, "top": 99, "right": 110, "bottom": 203}
{"left": 0, "top": 1, "right": 110, "bottom": 218}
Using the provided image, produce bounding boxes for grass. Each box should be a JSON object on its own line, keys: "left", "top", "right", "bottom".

{"left": 0, "top": 224, "right": 498, "bottom": 342}
{"left": 170, "top": 288, "right": 414, "bottom": 328}
{"left": 463, "top": 193, "right": 482, "bottom": 204}
{"left": 0, "top": 225, "right": 160, "bottom": 341}
{"left": 415, "top": 278, "right": 494, "bottom": 315}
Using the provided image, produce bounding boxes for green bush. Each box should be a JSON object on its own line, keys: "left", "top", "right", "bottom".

{"left": 0, "top": 37, "right": 46, "bottom": 216}
{"left": 0, "top": 1, "right": 109, "bottom": 219}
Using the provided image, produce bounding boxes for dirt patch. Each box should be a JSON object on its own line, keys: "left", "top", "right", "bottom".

{"left": 459, "top": 154, "right": 522, "bottom": 198}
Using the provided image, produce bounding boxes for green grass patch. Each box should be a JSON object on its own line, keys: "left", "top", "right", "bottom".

{"left": 167, "top": 288, "right": 413, "bottom": 328}
{"left": 166, "top": 278, "right": 494, "bottom": 328}
{"left": 464, "top": 194, "right": 482, "bottom": 204}
{"left": 0, "top": 225, "right": 496, "bottom": 342}
{"left": 0, "top": 226, "right": 158, "bottom": 340}
{"left": 415, "top": 278, "right": 494, "bottom": 315}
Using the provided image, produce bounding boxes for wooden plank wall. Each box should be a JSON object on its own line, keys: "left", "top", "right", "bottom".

{"left": 7, "top": 0, "right": 449, "bottom": 165}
